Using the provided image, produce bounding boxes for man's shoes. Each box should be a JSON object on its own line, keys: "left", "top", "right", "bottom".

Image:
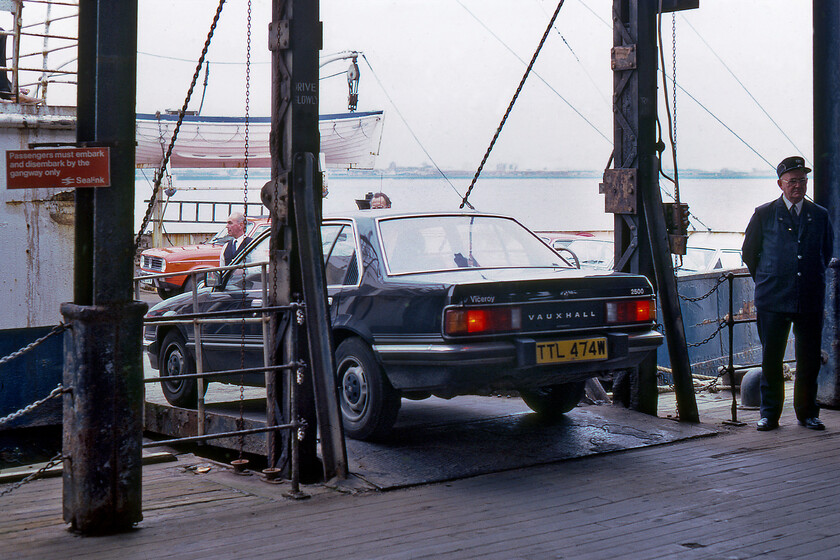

{"left": 756, "top": 417, "right": 779, "bottom": 431}
{"left": 798, "top": 417, "right": 826, "bottom": 430}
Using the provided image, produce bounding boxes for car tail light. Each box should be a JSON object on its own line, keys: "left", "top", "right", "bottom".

{"left": 606, "top": 299, "right": 655, "bottom": 323}
{"left": 445, "top": 306, "right": 521, "bottom": 336}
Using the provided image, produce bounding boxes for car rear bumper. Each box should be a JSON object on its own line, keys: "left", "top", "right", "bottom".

{"left": 373, "top": 329, "right": 664, "bottom": 394}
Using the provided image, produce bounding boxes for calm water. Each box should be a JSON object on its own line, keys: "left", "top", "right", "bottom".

{"left": 135, "top": 170, "right": 780, "bottom": 236}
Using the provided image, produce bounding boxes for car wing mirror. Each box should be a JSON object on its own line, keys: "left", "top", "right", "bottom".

{"left": 205, "top": 271, "right": 222, "bottom": 288}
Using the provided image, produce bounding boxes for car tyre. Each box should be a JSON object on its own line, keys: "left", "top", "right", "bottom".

{"left": 335, "top": 338, "right": 401, "bottom": 441}
{"left": 520, "top": 380, "right": 587, "bottom": 419}
{"left": 160, "top": 331, "right": 200, "bottom": 408}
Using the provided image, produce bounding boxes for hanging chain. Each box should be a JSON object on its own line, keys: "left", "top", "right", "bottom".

{"left": 243, "top": 0, "right": 251, "bottom": 215}
{"left": 134, "top": 0, "right": 227, "bottom": 253}
{"left": 671, "top": 12, "right": 679, "bottom": 205}
{"left": 0, "top": 384, "right": 66, "bottom": 428}
{"left": 678, "top": 273, "right": 728, "bottom": 303}
{"left": 0, "top": 323, "right": 69, "bottom": 367}
{"left": 0, "top": 453, "right": 65, "bottom": 498}
{"left": 237, "top": 0, "right": 253, "bottom": 463}
{"left": 687, "top": 319, "right": 727, "bottom": 348}
{"left": 460, "top": 0, "right": 565, "bottom": 209}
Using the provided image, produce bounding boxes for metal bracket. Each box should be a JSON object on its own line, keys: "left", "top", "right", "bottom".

{"left": 269, "top": 20, "right": 289, "bottom": 51}
{"left": 600, "top": 168, "right": 637, "bottom": 214}
{"left": 260, "top": 174, "right": 289, "bottom": 222}
{"left": 611, "top": 45, "right": 636, "bottom": 71}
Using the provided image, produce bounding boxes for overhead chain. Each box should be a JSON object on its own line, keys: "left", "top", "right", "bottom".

{"left": 460, "top": 0, "right": 565, "bottom": 209}
{"left": 678, "top": 273, "right": 728, "bottom": 303}
{"left": 0, "top": 384, "right": 66, "bottom": 428}
{"left": 134, "top": 0, "right": 227, "bottom": 253}
{"left": 0, "top": 323, "right": 69, "bottom": 368}
{"left": 0, "top": 453, "right": 65, "bottom": 498}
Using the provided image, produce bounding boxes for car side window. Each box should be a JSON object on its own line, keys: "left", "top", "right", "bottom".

{"left": 322, "top": 224, "right": 359, "bottom": 286}
{"left": 225, "top": 235, "right": 270, "bottom": 292}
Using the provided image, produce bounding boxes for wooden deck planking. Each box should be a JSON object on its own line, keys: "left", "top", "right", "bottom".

{"left": 5, "top": 381, "right": 840, "bottom": 559}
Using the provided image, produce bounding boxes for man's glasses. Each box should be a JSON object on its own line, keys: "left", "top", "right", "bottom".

{"left": 782, "top": 178, "right": 808, "bottom": 186}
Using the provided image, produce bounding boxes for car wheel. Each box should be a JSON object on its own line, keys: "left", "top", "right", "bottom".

{"left": 520, "top": 380, "right": 587, "bottom": 419}
{"left": 160, "top": 331, "right": 199, "bottom": 408}
{"left": 335, "top": 338, "right": 401, "bottom": 441}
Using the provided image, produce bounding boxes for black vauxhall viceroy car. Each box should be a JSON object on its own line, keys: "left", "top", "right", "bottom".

{"left": 143, "top": 211, "right": 664, "bottom": 440}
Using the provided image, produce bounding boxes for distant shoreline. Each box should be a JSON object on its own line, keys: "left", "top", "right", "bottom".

{"left": 154, "top": 167, "right": 776, "bottom": 181}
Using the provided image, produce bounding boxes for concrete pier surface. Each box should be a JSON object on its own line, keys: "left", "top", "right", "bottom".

{"left": 3, "top": 381, "right": 839, "bottom": 560}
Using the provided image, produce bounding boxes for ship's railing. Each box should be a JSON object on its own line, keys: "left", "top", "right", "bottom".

{"left": 143, "top": 198, "right": 267, "bottom": 227}
{"left": 0, "top": 0, "right": 78, "bottom": 104}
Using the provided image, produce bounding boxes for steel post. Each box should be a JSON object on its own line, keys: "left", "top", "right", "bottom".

{"left": 814, "top": 0, "right": 840, "bottom": 407}
{"left": 60, "top": 301, "right": 147, "bottom": 534}
{"left": 64, "top": 0, "right": 142, "bottom": 534}
{"left": 610, "top": 0, "right": 697, "bottom": 421}
{"left": 293, "top": 153, "right": 348, "bottom": 480}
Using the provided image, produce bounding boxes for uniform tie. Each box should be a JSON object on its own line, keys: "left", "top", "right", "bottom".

{"left": 791, "top": 205, "right": 800, "bottom": 229}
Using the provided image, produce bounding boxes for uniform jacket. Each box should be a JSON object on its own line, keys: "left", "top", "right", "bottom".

{"left": 222, "top": 236, "right": 252, "bottom": 266}
{"left": 742, "top": 196, "right": 833, "bottom": 313}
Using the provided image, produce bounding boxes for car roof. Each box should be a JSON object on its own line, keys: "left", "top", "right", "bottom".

{"left": 323, "top": 209, "right": 514, "bottom": 223}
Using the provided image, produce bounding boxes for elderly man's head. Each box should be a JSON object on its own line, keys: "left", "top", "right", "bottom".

{"left": 370, "top": 192, "right": 391, "bottom": 209}
{"left": 226, "top": 212, "right": 247, "bottom": 238}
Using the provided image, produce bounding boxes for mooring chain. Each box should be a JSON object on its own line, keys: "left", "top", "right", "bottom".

{"left": 0, "top": 452, "right": 65, "bottom": 498}
{"left": 0, "top": 384, "right": 67, "bottom": 428}
{"left": 678, "top": 273, "right": 728, "bottom": 303}
{"left": 0, "top": 323, "right": 69, "bottom": 368}
{"left": 460, "top": 0, "right": 565, "bottom": 209}
{"left": 134, "top": 0, "right": 228, "bottom": 253}
{"left": 686, "top": 319, "right": 727, "bottom": 349}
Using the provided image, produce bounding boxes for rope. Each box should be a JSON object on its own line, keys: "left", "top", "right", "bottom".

{"left": 459, "top": 0, "right": 567, "bottom": 209}
{"left": 681, "top": 17, "right": 808, "bottom": 163}
{"left": 134, "top": 0, "right": 228, "bottom": 252}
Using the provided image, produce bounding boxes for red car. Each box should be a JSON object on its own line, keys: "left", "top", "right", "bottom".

{"left": 139, "top": 217, "right": 270, "bottom": 299}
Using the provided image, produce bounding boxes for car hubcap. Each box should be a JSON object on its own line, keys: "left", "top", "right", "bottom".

{"left": 339, "top": 359, "right": 368, "bottom": 422}
{"left": 165, "top": 346, "right": 185, "bottom": 391}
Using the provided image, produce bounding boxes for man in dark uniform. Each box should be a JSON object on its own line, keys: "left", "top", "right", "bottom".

{"left": 742, "top": 156, "right": 834, "bottom": 431}
{"left": 219, "top": 212, "right": 252, "bottom": 266}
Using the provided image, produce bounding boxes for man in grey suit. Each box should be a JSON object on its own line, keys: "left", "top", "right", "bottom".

{"left": 742, "top": 156, "right": 834, "bottom": 431}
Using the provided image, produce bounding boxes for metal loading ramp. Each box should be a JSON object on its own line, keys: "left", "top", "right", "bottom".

{"left": 346, "top": 396, "right": 717, "bottom": 489}
{"left": 144, "top": 388, "right": 716, "bottom": 490}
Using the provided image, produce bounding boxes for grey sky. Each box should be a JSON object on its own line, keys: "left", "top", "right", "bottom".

{"left": 133, "top": 0, "right": 811, "bottom": 172}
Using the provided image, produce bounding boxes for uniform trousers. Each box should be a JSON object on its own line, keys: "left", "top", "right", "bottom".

{"left": 756, "top": 309, "right": 822, "bottom": 422}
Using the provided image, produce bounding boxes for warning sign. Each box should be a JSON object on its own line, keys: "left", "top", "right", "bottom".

{"left": 6, "top": 148, "right": 111, "bottom": 189}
